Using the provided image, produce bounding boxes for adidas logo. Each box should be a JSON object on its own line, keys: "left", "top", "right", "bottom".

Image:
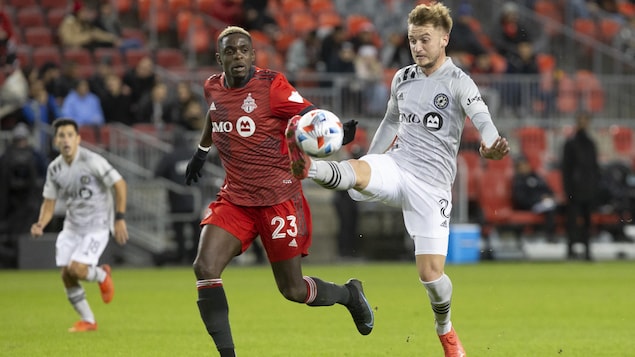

{"left": 209, "top": 102, "right": 216, "bottom": 111}
{"left": 440, "top": 220, "right": 447, "bottom": 228}
{"left": 397, "top": 92, "right": 404, "bottom": 100}
{"left": 288, "top": 238, "right": 298, "bottom": 247}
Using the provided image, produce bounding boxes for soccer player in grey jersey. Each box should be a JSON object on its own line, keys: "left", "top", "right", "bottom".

{"left": 31, "top": 118, "right": 129, "bottom": 332}
{"left": 286, "top": 3, "right": 509, "bottom": 356}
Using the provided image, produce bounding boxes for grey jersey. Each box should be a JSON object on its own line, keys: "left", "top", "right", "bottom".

{"left": 43, "top": 147, "right": 122, "bottom": 234}
{"left": 384, "top": 58, "right": 498, "bottom": 191}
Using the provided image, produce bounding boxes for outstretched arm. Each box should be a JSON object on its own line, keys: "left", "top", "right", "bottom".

{"left": 186, "top": 111, "right": 213, "bottom": 185}
{"left": 112, "top": 178, "right": 129, "bottom": 245}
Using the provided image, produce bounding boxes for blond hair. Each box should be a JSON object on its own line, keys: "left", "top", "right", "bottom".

{"left": 408, "top": 2, "right": 453, "bottom": 33}
{"left": 217, "top": 26, "right": 252, "bottom": 49}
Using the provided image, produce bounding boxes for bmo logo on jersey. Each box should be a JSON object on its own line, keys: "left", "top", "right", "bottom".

{"left": 423, "top": 112, "right": 443, "bottom": 131}
{"left": 211, "top": 116, "right": 256, "bottom": 137}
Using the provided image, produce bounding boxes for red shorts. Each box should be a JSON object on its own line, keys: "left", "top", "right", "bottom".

{"left": 200, "top": 193, "right": 313, "bottom": 263}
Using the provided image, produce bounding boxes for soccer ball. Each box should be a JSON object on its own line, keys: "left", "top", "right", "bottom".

{"left": 294, "top": 109, "right": 344, "bottom": 158}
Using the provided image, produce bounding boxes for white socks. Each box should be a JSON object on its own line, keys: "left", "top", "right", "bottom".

{"left": 309, "top": 160, "right": 357, "bottom": 190}
{"left": 66, "top": 286, "right": 95, "bottom": 323}
{"left": 86, "top": 265, "right": 107, "bottom": 283}
{"left": 422, "top": 274, "right": 453, "bottom": 335}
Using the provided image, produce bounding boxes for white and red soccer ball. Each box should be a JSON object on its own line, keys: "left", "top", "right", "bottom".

{"left": 294, "top": 109, "right": 344, "bottom": 158}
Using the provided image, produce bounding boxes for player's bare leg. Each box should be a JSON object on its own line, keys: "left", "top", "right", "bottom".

{"left": 193, "top": 225, "right": 242, "bottom": 357}
{"left": 271, "top": 257, "right": 374, "bottom": 335}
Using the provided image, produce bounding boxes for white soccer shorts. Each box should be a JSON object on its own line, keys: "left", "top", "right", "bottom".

{"left": 55, "top": 229, "right": 110, "bottom": 266}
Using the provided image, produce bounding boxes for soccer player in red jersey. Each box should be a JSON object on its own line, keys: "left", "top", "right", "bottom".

{"left": 184, "top": 26, "right": 373, "bottom": 357}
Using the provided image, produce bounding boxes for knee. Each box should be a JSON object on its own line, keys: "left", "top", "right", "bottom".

{"left": 66, "top": 262, "right": 87, "bottom": 280}
{"left": 192, "top": 257, "right": 221, "bottom": 280}
{"left": 278, "top": 283, "right": 306, "bottom": 303}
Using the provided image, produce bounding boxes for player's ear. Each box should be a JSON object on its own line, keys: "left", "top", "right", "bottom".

{"left": 215, "top": 53, "right": 222, "bottom": 66}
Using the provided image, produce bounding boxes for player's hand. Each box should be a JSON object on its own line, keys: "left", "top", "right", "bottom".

{"left": 185, "top": 148, "right": 208, "bottom": 185}
{"left": 342, "top": 120, "right": 358, "bottom": 146}
{"left": 31, "top": 223, "right": 44, "bottom": 238}
{"left": 114, "top": 220, "right": 128, "bottom": 245}
{"left": 480, "top": 136, "right": 510, "bottom": 160}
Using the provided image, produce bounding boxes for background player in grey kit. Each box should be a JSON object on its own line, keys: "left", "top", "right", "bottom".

{"left": 31, "top": 118, "right": 128, "bottom": 332}
{"left": 286, "top": 3, "right": 510, "bottom": 356}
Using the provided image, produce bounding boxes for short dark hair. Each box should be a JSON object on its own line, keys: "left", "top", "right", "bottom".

{"left": 52, "top": 118, "right": 79, "bottom": 135}
{"left": 217, "top": 26, "right": 252, "bottom": 51}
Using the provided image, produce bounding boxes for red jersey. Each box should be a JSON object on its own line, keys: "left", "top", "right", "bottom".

{"left": 203, "top": 67, "right": 313, "bottom": 206}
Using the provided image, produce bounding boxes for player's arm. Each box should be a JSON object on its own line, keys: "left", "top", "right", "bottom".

{"left": 112, "top": 178, "right": 129, "bottom": 245}
{"left": 186, "top": 110, "right": 212, "bottom": 185}
{"left": 31, "top": 198, "right": 56, "bottom": 238}
{"left": 367, "top": 94, "right": 400, "bottom": 154}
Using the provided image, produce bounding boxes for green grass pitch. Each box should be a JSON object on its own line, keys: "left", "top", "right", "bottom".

{"left": 1, "top": 261, "right": 634, "bottom": 356}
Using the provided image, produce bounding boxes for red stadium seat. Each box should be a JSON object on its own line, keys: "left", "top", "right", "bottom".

{"left": 125, "top": 48, "right": 151, "bottom": 68}
{"left": 168, "top": 0, "right": 193, "bottom": 13}
{"left": 280, "top": 0, "right": 308, "bottom": 14}
{"left": 94, "top": 47, "right": 124, "bottom": 67}
{"left": 515, "top": 126, "right": 547, "bottom": 156}
{"left": 290, "top": 12, "right": 318, "bottom": 35}
{"left": 46, "top": 7, "right": 67, "bottom": 28}
{"left": 318, "top": 11, "right": 342, "bottom": 29}
{"left": 39, "top": 0, "right": 69, "bottom": 9}
{"left": 16, "top": 6, "right": 45, "bottom": 27}
{"left": 556, "top": 73, "right": 578, "bottom": 114}
{"left": 32, "top": 46, "right": 62, "bottom": 67}
{"left": 15, "top": 45, "right": 33, "bottom": 67}
{"left": 458, "top": 150, "right": 483, "bottom": 201}
{"left": 599, "top": 18, "right": 622, "bottom": 42}
{"left": 609, "top": 125, "right": 633, "bottom": 156}
{"left": 573, "top": 18, "right": 597, "bottom": 39}
{"left": 309, "top": 0, "right": 335, "bottom": 13}
{"left": 8, "top": 0, "right": 38, "bottom": 9}
{"left": 575, "top": 70, "right": 604, "bottom": 113}
{"left": 536, "top": 53, "right": 556, "bottom": 73}
{"left": 24, "top": 27, "right": 54, "bottom": 46}
{"left": 156, "top": 48, "right": 186, "bottom": 68}
{"left": 63, "top": 48, "right": 93, "bottom": 66}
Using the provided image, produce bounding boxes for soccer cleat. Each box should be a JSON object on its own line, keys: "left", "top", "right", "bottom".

{"left": 344, "top": 278, "right": 374, "bottom": 335}
{"left": 68, "top": 320, "right": 98, "bottom": 332}
{"left": 285, "top": 115, "right": 311, "bottom": 180}
{"left": 438, "top": 327, "right": 466, "bottom": 357}
{"left": 99, "top": 264, "right": 114, "bottom": 304}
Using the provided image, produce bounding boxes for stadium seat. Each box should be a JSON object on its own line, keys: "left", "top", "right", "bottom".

{"left": 309, "top": 0, "right": 335, "bottom": 13}
{"left": 176, "top": 10, "right": 206, "bottom": 41}
{"left": 94, "top": 47, "right": 124, "bottom": 67}
{"left": 39, "top": 0, "right": 68, "bottom": 9}
{"left": 533, "top": 0, "right": 562, "bottom": 36}
{"left": 515, "top": 126, "right": 547, "bottom": 156}
{"left": 346, "top": 14, "right": 372, "bottom": 36}
{"left": 317, "top": 11, "right": 343, "bottom": 29}
{"left": 195, "top": 0, "right": 215, "bottom": 15}
{"left": 32, "top": 46, "right": 61, "bottom": 67}
{"left": 609, "top": 125, "right": 633, "bottom": 157}
{"left": 46, "top": 7, "right": 67, "bottom": 28}
{"left": 168, "top": 0, "right": 193, "bottom": 13}
{"left": 78, "top": 125, "right": 100, "bottom": 146}
{"left": 23, "top": 27, "right": 54, "bottom": 47}
{"left": 115, "top": 0, "right": 134, "bottom": 14}
{"left": 573, "top": 18, "right": 597, "bottom": 40}
{"left": 575, "top": 70, "right": 604, "bottom": 113}
{"left": 63, "top": 48, "right": 93, "bottom": 66}
{"left": 15, "top": 45, "right": 32, "bottom": 67}
{"left": 122, "top": 27, "right": 146, "bottom": 43}
{"left": 556, "top": 73, "right": 578, "bottom": 114}
{"left": 598, "top": 18, "right": 622, "bottom": 43}
{"left": 458, "top": 150, "right": 483, "bottom": 201}
{"left": 290, "top": 12, "right": 318, "bottom": 35}
{"left": 187, "top": 27, "right": 211, "bottom": 54}
{"left": 156, "top": 48, "right": 186, "bottom": 68}
{"left": 617, "top": 1, "right": 635, "bottom": 18}
{"left": 16, "top": 6, "right": 45, "bottom": 27}
{"left": 280, "top": 0, "right": 309, "bottom": 14}
{"left": 125, "top": 48, "right": 151, "bottom": 68}
{"left": 536, "top": 53, "right": 556, "bottom": 74}
{"left": 8, "top": 0, "right": 37, "bottom": 10}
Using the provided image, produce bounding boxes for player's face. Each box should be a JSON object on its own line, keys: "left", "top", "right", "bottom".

{"left": 54, "top": 124, "right": 80, "bottom": 162}
{"left": 408, "top": 24, "right": 448, "bottom": 73}
{"left": 216, "top": 34, "right": 255, "bottom": 85}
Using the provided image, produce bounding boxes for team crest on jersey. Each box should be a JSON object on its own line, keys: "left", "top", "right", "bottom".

{"left": 80, "top": 175, "right": 90, "bottom": 184}
{"left": 241, "top": 93, "right": 257, "bottom": 113}
{"left": 434, "top": 93, "right": 449, "bottom": 109}
{"left": 423, "top": 112, "right": 443, "bottom": 131}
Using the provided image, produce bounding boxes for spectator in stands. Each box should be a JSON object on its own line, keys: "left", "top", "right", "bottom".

{"left": 381, "top": 31, "right": 412, "bottom": 69}
{"left": 94, "top": 1, "right": 142, "bottom": 52}
{"left": 135, "top": 81, "right": 169, "bottom": 126}
{"left": 354, "top": 44, "right": 388, "bottom": 116}
{"left": 101, "top": 73, "right": 133, "bottom": 125}
{"left": 614, "top": 15, "right": 635, "bottom": 60}
{"left": 122, "top": 56, "right": 156, "bottom": 118}
{"left": 0, "top": 123, "right": 47, "bottom": 268}
{"left": 562, "top": 111, "right": 600, "bottom": 261}
{"left": 0, "top": 54, "right": 28, "bottom": 129}
{"left": 61, "top": 79, "right": 105, "bottom": 127}
{"left": 492, "top": 2, "right": 545, "bottom": 59}
{"left": 446, "top": 3, "right": 487, "bottom": 65}
{"left": 285, "top": 30, "right": 323, "bottom": 81}
{"left": 88, "top": 56, "right": 116, "bottom": 104}
{"left": 22, "top": 79, "right": 61, "bottom": 126}
{"left": 321, "top": 25, "right": 350, "bottom": 72}
{"left": 504, "top": 41, "right": 540, "bottom": 118}
{"left": 58, "top": 1, "right": 120, "bottom": 52}
{"left": 166, "top": 82, "right": 204, "bottom": 130}
{"left": 511, "top": 155, "right": 558, "bottom": 242}
{"left": 0, "top": 2, "right": 16, "bottom": 66}
{"left": 38, "top": 62, "right": 62, "bottom": 101}
{"left": 51, "top": 62, "right": 81, "bottom": 106}
{"left": 242, "top": 0, "right": 278, "bottom": 35}
{"left": 153, "top": 131, "right": 201, "bottom": 266}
